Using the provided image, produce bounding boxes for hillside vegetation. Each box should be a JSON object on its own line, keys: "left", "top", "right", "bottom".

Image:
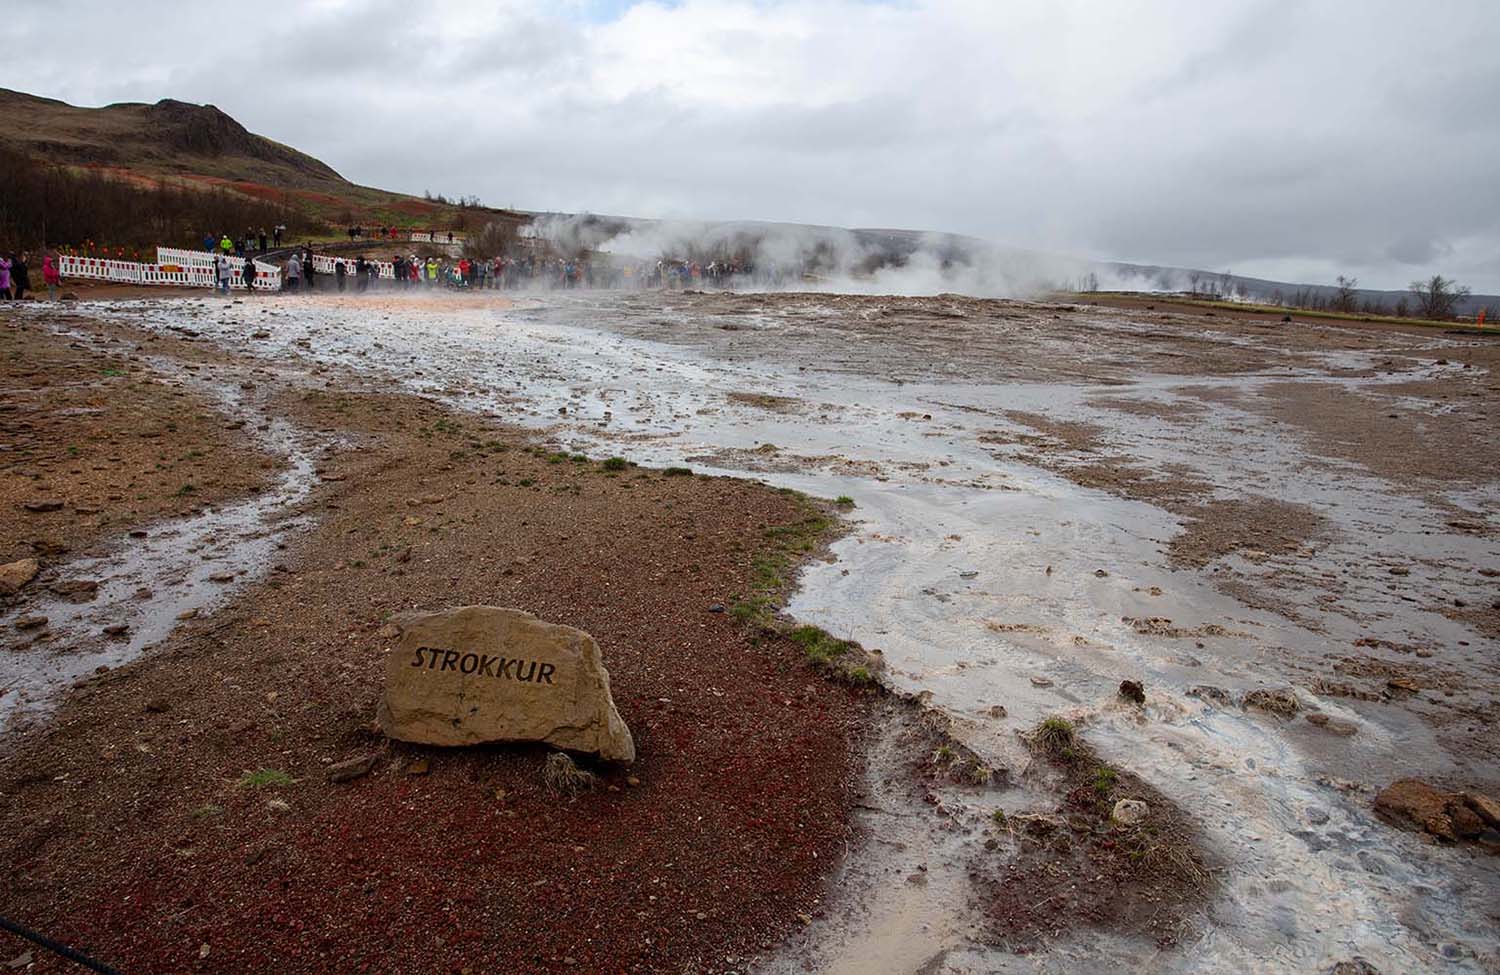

{"left": 0, "top": 88, "right": 524, "bottom": 252}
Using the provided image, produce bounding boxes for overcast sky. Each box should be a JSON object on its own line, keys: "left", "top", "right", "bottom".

{"left": 7, "top": 0, "right": 1499, "bottom": 290}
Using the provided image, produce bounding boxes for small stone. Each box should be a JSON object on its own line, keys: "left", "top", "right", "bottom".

{"left": 1118, "top": 679, "right": 1146, "bottom": 705}
{"left": 49, "top": 578, "right": 100, "bottom": 601}
{"left": 16, "top": 615, "right": 48, "bottom": 630}
{"left": 1326, "top": 960, "right": 1381, "bottom": 975}
{"left": 377, "top": 623, "right": 402, "bottom": 639}
{"left": 1463, "top": 792, "right": 1500, "bottom": 829}
{"left": 144, "top": 699, "right": 171, "bottom": 714}
{"left": 1093, "top": 568, "right": 1108, "bottom": 577}
{"left": 1029, "top": 676, "right": 1053, "bottom": 688}
{"left": 405, "top": 757, "right": 430, "bottom": 776}
{"left": 266, "top": 799, "right": 291, "bottom": 813}
{"left": 1306, "top": 713, "right": 1358, "bottom": 736}
{"left": 176, "top": 608, "right": 199, "bottom": 620}
{"left": 1111, "top": 798, "right": 1149, "bottom": 826}
{"left": 987, "top": 704, "right": 1007, "bottom": 719}
{"left": 326, "top": 754, "right": 379, "bottom": 783}
{"left": 708, "top": 603, "right": 726, "bottom": 613}
{"left": 1386, "top": 677, "right": 1420, "bottom": 693}
{"left": 1387, "top": 566, "right": 1409, "bottom": 576}
{"left": 0, "top": 558, "right": 40, "bottom": 595}
{"left": 626, "top": 776, "right": 641, "bottom": 787}
{"left": 199, "top": 944, "right": 211, "bottom": 960}
{"left": 22, "top": 500, "right": 65, "bottom": 513}
{"left": 102, "top": 623, "right": 129, "bottom": 637}
{"left": 958, "top": 570, "right": 979, "bottom": 579}
{"left": 208, "top": 572, "right": 235, "bottom": 583}
{"left": 1305, "top": 807, "right": 1330, "bottom": 825}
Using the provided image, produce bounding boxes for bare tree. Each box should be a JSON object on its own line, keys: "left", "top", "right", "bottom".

{"left": 1408, "top": 275, "right": 1471, "bottom": 320}
{"left": 1187, "top": 271, "right": 1202, "bottom": 295}
{"left": 1218, "top": 270, "right": 1233, "bottom": 297}
{"left": 1393, "top": 297, "right": 1410, "bottom": 318}
{"left": 1333, "top": 275, "right": 1359, "bottom": 313}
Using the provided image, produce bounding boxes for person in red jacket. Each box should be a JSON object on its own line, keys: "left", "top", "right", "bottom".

{"left": 43, "top": 252, "right": 62, "bottom": 300}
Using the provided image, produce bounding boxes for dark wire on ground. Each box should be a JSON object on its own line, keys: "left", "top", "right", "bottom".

{"left": 0, "top": 915, "right": 124, "bottom": 974}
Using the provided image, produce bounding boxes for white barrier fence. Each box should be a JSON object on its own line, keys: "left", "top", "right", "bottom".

{"left": 56, "top": 240, "right": 474, "bottom": 292}
{"left": 58, "top": 252, "right": 281, "bottom": 291}
{"left": 309, "top": 254, "right": 396, "bottom": 280}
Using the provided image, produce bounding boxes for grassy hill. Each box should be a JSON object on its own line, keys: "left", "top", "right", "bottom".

{"left": 0, "top": 88, "right": 524, "bottom": 250}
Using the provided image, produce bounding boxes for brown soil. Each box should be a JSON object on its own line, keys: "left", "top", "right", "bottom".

{"left": 974, "top": 730, "right": 1213, "bottom": 951}
{"left": 0, "top": 319, "right": 269, "bottom": 568}
{"left": 1166, "top": 498, "right": 1329, "bottom": 569}
{"left": 0, "top": 321, "right": 880, "bottom": 974}
{"left": 1223, "top": 379, "right": 1500, "bottom": 492}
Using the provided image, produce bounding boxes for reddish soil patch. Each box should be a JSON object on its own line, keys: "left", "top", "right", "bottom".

{"left": 0, "top": 332, "right": 878, "bottom": 973}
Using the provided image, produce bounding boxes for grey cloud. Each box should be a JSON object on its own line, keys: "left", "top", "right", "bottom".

{"left": 3, "top": 0, "right": 1497, "bottom": 291}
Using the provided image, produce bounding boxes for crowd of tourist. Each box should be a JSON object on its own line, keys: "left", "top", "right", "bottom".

{"left": 0, "top": 250, "right": 64, "bottom": 300}
{"left": 263, "top": 250, "right": 803, "bottom": 294}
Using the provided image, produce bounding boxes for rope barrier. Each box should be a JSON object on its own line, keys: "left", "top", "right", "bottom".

{"left": 0, "top": 914, "right": 124, "bottom": 974}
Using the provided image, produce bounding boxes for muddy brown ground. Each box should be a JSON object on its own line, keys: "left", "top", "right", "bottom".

{"left": 0, "top": 317, "right": 882, "bottom": 974}
{"left": 0, "top": 321, "right": 269, "bottom": 567}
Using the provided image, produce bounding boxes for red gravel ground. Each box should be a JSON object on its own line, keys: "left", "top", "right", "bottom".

{"left": 0, "top": 330, "right": 879, "bottom": 974}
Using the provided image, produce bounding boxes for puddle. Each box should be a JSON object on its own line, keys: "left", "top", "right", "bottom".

{"left": 33, "top": 295, "right": 1500, "bottom": 973}
{"left": 0, "top": 345, "right": 323, "bottom": 732}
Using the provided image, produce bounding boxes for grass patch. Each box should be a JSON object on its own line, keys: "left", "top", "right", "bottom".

{"left": 788, "top": 624, "right": 853, "bottom": 666}
{"left": 1093, "top": 765, "right": 1118, "bottom": 795}
{"left": 601, "top": 456, "right": 628, "bottom": 471}
{"left": 835, "top": 495, "right": 855, "bottom": 507}
{"left": 541, "top": 752, "right": 596, "bottom": 796}
{"left": 1028, "top": 716, "right": 1077, "bottom": 758}
{"left": 663, "top": 466, "right": 693, "bottom": 477}
{"left": 237, "top": 768, "right": 293, "bottom": 789}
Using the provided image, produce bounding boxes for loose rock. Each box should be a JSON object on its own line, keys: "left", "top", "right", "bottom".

{"left": 1111, "top": 798, "right": 1149, "bottom": 826}
{"left": 326, "top": 754, "right": 379, "bottom": 783}
{"left": 1118, "top": 679, "right": 1146, "bottom": 705}
{"left": 1373, "top": 778, "right": 1500, "bottom": 844}
{"left": 0, "top": 558, "right": 40, "bottom": 596}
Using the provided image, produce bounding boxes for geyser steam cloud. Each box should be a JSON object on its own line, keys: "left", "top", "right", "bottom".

{"left": 522, "top": 213, "right": 1095, "bottom": 298}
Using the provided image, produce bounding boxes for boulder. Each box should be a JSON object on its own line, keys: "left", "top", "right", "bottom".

{"left": 1374, "top": 778, "right": 1456, "bottom": 840}
{"left": 0, "top": 559, "right": 39, "bottom": 596}
{"left": 1372, "top": 779, "right": 1500, "bottom": 844}
{"left": 377, "top": 606, "right": 634, "bottom": 762}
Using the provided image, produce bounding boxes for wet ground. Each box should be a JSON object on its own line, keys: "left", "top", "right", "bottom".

{"left": 7, "top": 290, "right": 1499, "bottom": 973}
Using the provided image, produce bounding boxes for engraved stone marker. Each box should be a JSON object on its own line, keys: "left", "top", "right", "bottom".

{"left": 377, "top": 606, "right": 635, "bottom": 762}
